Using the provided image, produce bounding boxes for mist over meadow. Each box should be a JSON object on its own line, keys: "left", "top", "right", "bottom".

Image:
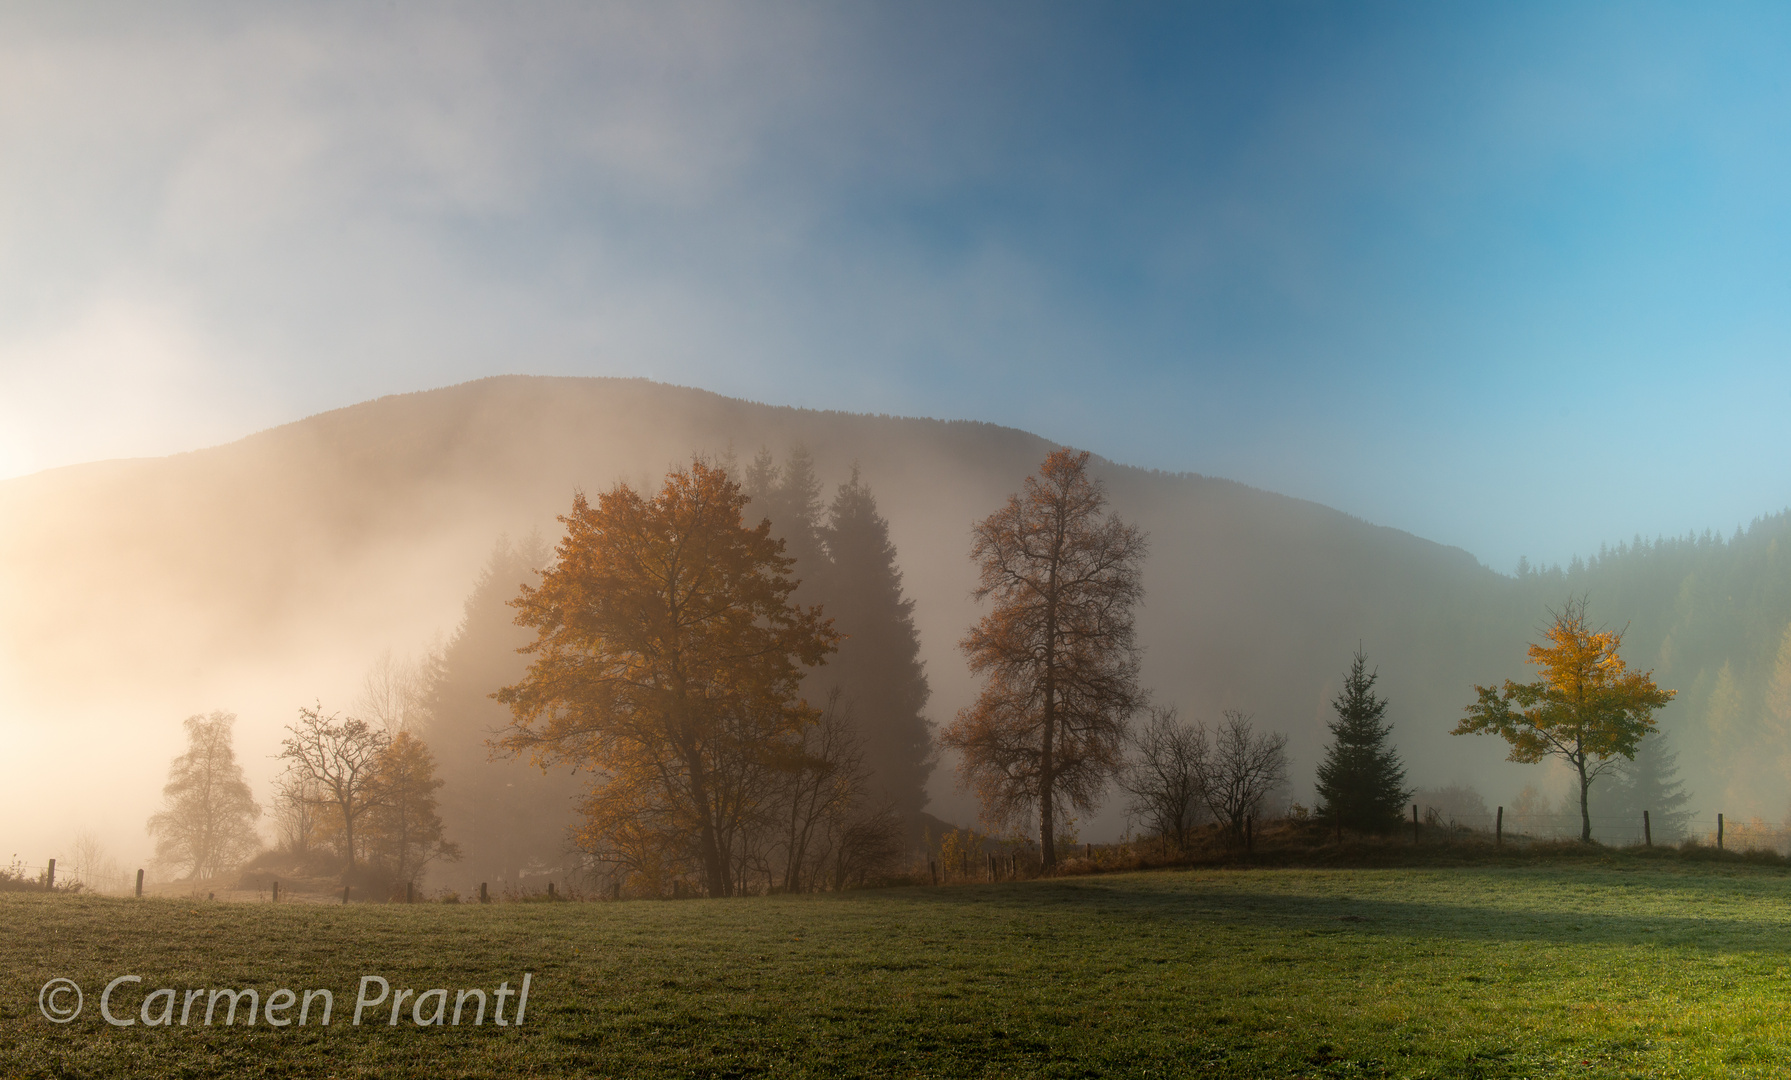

{"left": 1, "top": 375, "right": 1780, "bottom": 889}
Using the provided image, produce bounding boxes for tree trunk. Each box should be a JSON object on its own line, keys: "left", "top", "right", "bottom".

{"left": 1577, "top": 759, "right": 1592, "bottom": 843}
{"left": 1039, "top": 690, "right": 1056, "bottom": 871}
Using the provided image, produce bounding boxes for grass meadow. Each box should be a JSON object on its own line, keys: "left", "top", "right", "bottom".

{"left": 6, "top": 857, "right": 1791, "bottom": 1078}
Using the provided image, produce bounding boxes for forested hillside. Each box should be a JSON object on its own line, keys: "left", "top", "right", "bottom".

{"left": 1, "top": 375, "right": 1788, "bottom": 867}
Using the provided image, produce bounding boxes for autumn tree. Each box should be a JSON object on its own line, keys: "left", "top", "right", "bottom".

{"left": 146, "top": 711, "right": 263, "bottom": 879}
{"left": 943, "top": 449, "right": 1147, "bottom": 870}
{"left": 363, "top": 731, "right": 460, "bottom": 888}
{"left": 1454, "top": 598, "right": 1676, "bottom": 842}
{"left": 1314, "top": 650, "right": 1411, "bottom": 832}
{"left": 277, "top": 704, "right": 391, "bottom": 870}
{"left": 496, "top": 458, "right": 838, "bottom": 898}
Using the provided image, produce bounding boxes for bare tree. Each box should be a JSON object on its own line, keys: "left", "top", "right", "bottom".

{"left": 1118, "top": 707, "right": 1208, "bottom": 852}
{"left": 1199, "top": 711, "right": 1288, "bottom": 843}
{"left": 944, "top": 449, "right": 1148, "bottom": 870}
{"left": 357, "top": 648, "right": 431, "bottom": 736}
{"left": 271, "top": 774, "right": 322, "bottom": 855}
{"left": 774, "top": 691, "right": 867, "bottom": 892}
{"left": 277, "top": 705, "right": 390, "bottom": 870}
{"left": 146, "top": 712, "right": 263, "bottom": 880}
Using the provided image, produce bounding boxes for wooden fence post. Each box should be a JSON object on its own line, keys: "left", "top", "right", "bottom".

{"left": 135, "top": 869, "right": 144, "bottom": 898}
{"left": 342, "top": 885, "right": 350, "bottom": 905}
{"left": 272, "top": 880, "right": 280, "bottom": 903}
{"left": 1412, "top": 804, "right": 1420, "bottom": 845}
{"left": 929, "top": 858, "right": 938, "bottom": 885}
{"left": 479, "top": 882, "right": 489, "bottom": 904}
{"left": 1643, "top": 810, "right": 1652, "bottom": 848}
{"left": 1718, "top": 813, "right": 1724, "bottom": 850}
{"left": 46, "top": 858, "right": 55, "bottom": 891}
{"left": 547, "top": 882, "right": 556, "bottom": 900}
{"left": 1495, "top": 806, "right": 1503, "bottom": 847}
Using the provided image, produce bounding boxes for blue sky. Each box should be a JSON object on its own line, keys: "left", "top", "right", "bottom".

{"left": 2, "top": 2, "right": 1790, "bottom": 570}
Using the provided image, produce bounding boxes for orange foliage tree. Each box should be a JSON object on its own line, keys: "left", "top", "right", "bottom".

{"left": 1453, "top": 597, "right": 1675, "bottom": 842}
{"left": 496, "top": 459, "right": 837, "bottom": 897}
{"left": 942, "top": 449, "right": 1147, "bottom": 870}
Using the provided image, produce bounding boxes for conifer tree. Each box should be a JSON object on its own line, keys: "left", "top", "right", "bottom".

{"left": 421, "top": 534, "right": 582, "bottom": 886}
{"left": 745, "top": 451, "right": 936, "bottom": 825}
{"left": 1591, "top": 729, "right": 1694, "bottom": 841}
{"left": 1315, "top": 650, "right": 1411, "bottom": 832}
{"left": 819, "top": 467, "right": 934, "bottom": 820}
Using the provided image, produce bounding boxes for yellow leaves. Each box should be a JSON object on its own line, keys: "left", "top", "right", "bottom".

{"left": 1455, "top": 598, "right": 1676, "bottom": 768}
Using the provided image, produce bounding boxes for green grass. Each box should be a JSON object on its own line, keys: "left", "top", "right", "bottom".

{"left": 6, "top": 860, "right": 1791, "bottom": 1077}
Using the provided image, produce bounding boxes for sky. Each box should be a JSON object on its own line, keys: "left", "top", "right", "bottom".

{"left": 3, "top": 2, "right": 1791, "bottom": 572}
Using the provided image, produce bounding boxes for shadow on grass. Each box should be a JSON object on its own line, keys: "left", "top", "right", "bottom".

{"left": 869, "top": 866, "right": 1791, "bottom": 952}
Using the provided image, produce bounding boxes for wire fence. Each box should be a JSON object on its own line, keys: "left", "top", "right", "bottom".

{"left": 1426, "top": 810, "right": 1782, "bottom": 852}
{"left": 3, "top": 857, "right": 142, "bottom": 894}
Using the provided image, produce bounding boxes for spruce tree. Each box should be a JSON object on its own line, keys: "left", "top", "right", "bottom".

{"left": 1590, "top": 729, "right": 1693, "bottom": 841}
{"left": 1315, "top": 649, "right": 1411, "bottom": 832}
{"left": 820, "top": 467, "right": 934, "bottom": 820}
{"left": 744, "top": 450, "right": 935, "bottom": 823}
{"left": 422, "top": 534, "right": 582, "bottom": 886}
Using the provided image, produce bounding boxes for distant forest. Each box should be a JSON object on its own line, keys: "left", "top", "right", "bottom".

{"left": 1505, "top": 514, "right": 1791, "bottom": 821}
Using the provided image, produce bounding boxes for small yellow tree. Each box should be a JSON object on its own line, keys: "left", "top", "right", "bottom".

{"left": 1453, "top": 598, "right": 1674, "bottom": 842}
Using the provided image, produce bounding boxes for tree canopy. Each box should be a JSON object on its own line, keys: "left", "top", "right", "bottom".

{"left": 496, "top": 458, "right": 838, "bottom": 897}
{"left": 943, "top": 449, "right": 1147, "bottom": 870}
{"left": 146, "top": 711, "right": 262, "bottom": 880}
{"left": 1454, "top": 598, "right": 1675, "bottom": 842}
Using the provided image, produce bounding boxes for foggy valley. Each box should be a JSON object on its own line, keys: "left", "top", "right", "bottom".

{"left": 1, "top": 375, "right": 1778, "bottom": 890}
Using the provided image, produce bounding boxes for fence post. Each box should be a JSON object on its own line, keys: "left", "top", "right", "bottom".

{"left": 342, "top": 885, "right": 350, "bottom": 905}
{"left": 135, "top": 869, "right": 145, "bottom": 898}
{"left": 1718, "top": 813, "right": 1724, "bottom": 850}
{"left": 480, "top": 882, "right": 489, "bottom": 904}
{"left": 547, "top": 882, "right": 556, "bottom": 900}
{"left": 46, "top": 858, "right": 55, "bottom": 891}
{"left": 272, "top": 880, "right": 280, "bottom": 903}
{"left": 929, "top": 858, "right": 938, "bottom": 885}
{"left": 1495, "top": 806, "right": 1503, "bottom": 847}
{"left": 1643, "top": 810, "right": 1651, "bottom": 848}
{"left": 406, "top": 882, "right": 414, "bottom": 904}
{"left": 1412, "top": 804, "right": 1420, "bottom": 845}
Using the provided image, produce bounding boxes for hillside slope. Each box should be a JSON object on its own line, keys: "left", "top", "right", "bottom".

{"left": 6, "top": 375, "right": 1773, "bottom": 857}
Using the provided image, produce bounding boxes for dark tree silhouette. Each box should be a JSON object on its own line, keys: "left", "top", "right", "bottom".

{"left": 746, "top": 451, "right": 934, "bottom": 825}
{"left": 818, "top": 468, "right": 934, "bottom": 820}
{"left": 1314, "top": 649, "right": 1411, "bottom": 832}
{"left": 421, "top": 534, "right": 583, "bottom": 887}
{"left": 1591, "top": 729, "right": 1694, "bottom": 841}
